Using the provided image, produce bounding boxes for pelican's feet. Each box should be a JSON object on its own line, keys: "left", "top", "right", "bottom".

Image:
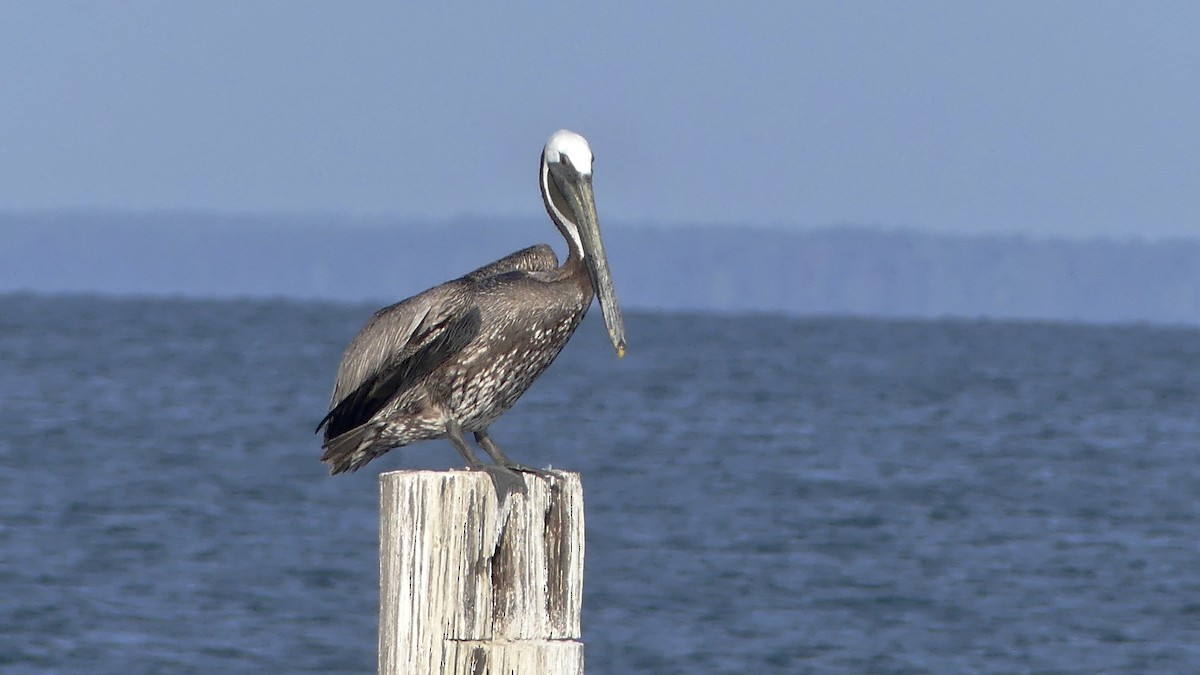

{"left": 476, "top": 464, "right": 528, "bottom": 505}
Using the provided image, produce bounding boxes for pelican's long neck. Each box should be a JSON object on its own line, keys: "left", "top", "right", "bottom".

{"left": 540, "top": 152, "right": 585, "bottom": 266}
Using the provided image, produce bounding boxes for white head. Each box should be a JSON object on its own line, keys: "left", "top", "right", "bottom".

{"left": 544, "top": 129, "right": 593, "bottom": 176}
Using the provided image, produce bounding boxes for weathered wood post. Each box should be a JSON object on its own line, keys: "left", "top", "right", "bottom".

{"left": 378, "top": 470, "right": 585, "bottom": 674}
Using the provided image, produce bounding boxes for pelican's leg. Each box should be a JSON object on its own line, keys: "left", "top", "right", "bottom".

{"left": 447, "top": 420, "right": 526, "bottom": 500}
{"left": 445, "top": 420, "right": 487, "bottom": 467}
{"left": 475, "top": 429, "right": 553, "bottom": 476}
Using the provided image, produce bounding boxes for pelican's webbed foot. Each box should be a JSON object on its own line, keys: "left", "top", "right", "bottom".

{"left": 480, "top": 465, "right": 528, "bottom": 505}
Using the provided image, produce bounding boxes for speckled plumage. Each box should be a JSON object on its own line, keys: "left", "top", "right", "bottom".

{"left": 315, "top": 242, "right": 597, "bottom": 474}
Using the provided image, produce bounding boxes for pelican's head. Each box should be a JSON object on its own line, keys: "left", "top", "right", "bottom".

{"left": 539, "top": 129, "right": 626, "bottom": 358}
{"left": 544, "top": 129, "right": 594, "bottom": 177}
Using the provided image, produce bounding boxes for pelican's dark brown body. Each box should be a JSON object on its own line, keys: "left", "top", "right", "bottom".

{"left": 317, "top": 244, "right": 592, "bottom": 473}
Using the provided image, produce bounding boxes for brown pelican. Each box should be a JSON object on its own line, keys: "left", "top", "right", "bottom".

{"left": 316, "top": 130, "right": 625, "bottom": 496}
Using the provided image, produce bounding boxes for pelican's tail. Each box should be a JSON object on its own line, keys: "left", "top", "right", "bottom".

{"left": 321, "top": 424, "right": 388, "bottom": 475}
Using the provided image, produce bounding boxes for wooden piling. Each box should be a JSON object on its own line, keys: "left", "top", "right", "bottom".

{"left": 378, "top": 470, "right": 585, "bottom": 675}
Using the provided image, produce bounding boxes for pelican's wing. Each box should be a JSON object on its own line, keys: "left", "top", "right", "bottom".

{"left": 464, "top": 244, "right": 559, "bottom": 281}
{"left": 316, "top": 287, "right": 481, "bottom": 440}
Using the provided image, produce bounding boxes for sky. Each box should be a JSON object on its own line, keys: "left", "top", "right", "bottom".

{"left": 1, "top": 2, "right": 1198, "bottom": 239}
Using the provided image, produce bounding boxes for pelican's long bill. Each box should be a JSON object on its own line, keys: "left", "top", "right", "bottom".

{"left": 561, "top": 174, "right": 626, "bottom": 358}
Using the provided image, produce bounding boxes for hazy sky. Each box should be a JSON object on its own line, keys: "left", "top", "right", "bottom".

{"left": 2, "top": 2, "right": 1197, "bottom": 238}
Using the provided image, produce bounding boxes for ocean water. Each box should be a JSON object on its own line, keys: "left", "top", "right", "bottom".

{"left": 2, "top": 293, "right": 1199, "bottom": 674}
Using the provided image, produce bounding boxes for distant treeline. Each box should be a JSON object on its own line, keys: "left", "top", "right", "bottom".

{"left": 3, "top": 211, "right": 1198, "bottom": 324}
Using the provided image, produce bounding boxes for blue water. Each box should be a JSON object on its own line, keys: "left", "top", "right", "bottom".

{"left": 2, "top": 293, "right": 1199, "bottom": 673}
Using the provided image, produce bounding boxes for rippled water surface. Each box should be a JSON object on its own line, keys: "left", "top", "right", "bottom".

{"left": 2, "top": 294, "right": 1199, "bottom": 673}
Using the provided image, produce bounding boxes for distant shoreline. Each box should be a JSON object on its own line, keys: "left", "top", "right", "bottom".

{"left": 4, "top": 212, "right": 1199, "bottom": 326}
